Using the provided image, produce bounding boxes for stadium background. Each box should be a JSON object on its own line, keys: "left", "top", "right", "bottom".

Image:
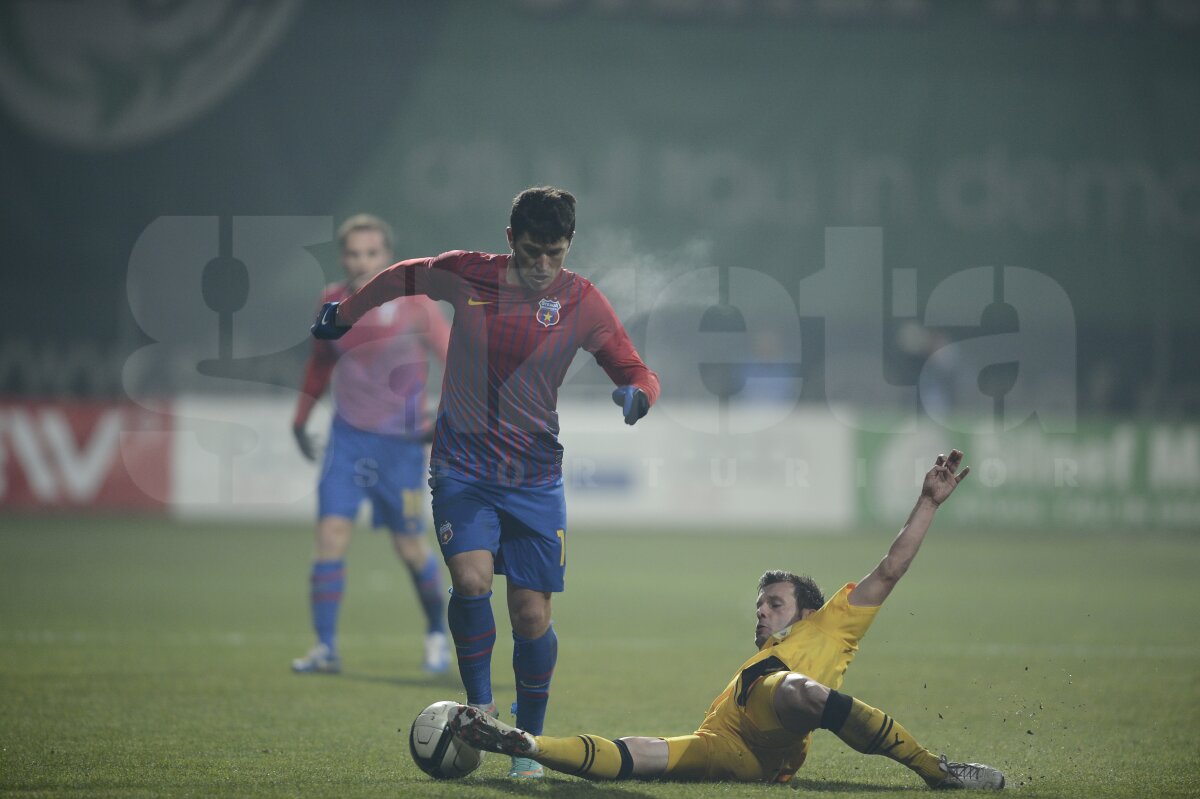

{"left": 1, "top": 2, "right": 1198, "bottom": 797}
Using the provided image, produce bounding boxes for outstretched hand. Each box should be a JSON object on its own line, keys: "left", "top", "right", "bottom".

{"left": 849, "top": 449, "right": 971, "bottom": 608}
{"left": 611, "top": 386, "right": 649, "bottom": 425}
{"left": 921, "top": 449, "right": 970, "bottom": 506}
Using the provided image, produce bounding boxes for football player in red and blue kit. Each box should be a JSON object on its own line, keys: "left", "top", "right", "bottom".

{"left": 293, "top": 215, "right": 452, "bottom": 677}
{"left": 312, "top": 187, "right": 660, "bottom": 779}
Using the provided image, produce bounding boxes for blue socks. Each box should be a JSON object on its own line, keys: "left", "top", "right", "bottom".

{"left": 311, "top": 553, "right": 444, "bottom": 656}
{"left": 513, "top": 623, "right": 557, "bottom": 735}
{"left": 441, "top": 588, "right": 559, "bottom": 734}
{"left": 448, "top": 590, "right": 496, "bottom": 705}
{"left": 310, "top": 560, "right": 345, "bottom": 651}
{"left": 410, "top": 552, "right": 446, "bottom": 634}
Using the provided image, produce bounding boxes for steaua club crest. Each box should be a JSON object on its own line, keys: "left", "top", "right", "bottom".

{"left": 536, "top": 297, "right": 562, "bottom": 327}
{"left": 438, "top": 521, "right": 453, "bottom": 545}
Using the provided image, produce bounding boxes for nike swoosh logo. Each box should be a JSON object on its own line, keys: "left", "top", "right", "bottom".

{"left": 467, "top": 298, "right": 492, "bottom": 306}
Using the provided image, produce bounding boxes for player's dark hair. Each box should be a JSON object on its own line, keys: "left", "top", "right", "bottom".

{"left": 758, "top": 570, "right": 825, "bottom": 612}
{"left": 510, "top": 186, "right": 576, "bottom": 243}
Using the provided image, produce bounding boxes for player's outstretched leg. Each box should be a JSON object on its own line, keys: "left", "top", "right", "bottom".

{"left": 449, "top": 704, "right": 538, "bottom": 757}
{"left": 819, "top": 689, "right": 1004, "bottom": 790}
{"left": 449, "top": 704, "right": 639, "bottom": 781}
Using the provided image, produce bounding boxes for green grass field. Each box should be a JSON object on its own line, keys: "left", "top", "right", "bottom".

{"left": 2, "top": 516, "right": 1198, "bottom": 798}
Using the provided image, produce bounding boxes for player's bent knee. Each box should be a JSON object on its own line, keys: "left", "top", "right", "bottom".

{"left": 773, "top": 673, "right": 830, "bottom": 732}
{"left": 509, "top": 612, "right": 550, "bottom": 639}
{"left": 507, "top": 591, "right": 552, "bottom": 638}
{"left": 450, "top": 576, "right": 492, "bottom": 596}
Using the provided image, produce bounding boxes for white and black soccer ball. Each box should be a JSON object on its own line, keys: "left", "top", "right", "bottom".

{"left": 408, "top": 700, "right": 482, "bottom": 779}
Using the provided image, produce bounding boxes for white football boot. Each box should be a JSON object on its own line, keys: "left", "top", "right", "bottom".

{"left": 422, "top": 631, "right": 450, "bottom": 673}
{"left": 928, "top": 754, "right": 1006, "bottom": 790}
{"left": 291, "top": 643, "right": 341, "bottom": 674}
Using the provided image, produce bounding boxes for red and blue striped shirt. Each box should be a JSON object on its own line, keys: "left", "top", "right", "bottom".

{"left": 340, "top": 251, "right": 660, "bottom": 486}
{"left": 294, "top": 283, "right": 449, "bottom": 437}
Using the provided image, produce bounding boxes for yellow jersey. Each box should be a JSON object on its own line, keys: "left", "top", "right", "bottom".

{"left": 695, "top": 583, "right": 880, "bottom": 778}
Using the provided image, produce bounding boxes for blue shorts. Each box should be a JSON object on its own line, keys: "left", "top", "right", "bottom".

{"left": 430, "top": 472, "right": 567, "bottom": 593}
{"left": 318, "top": 416, "right": 428, "bottom": 534}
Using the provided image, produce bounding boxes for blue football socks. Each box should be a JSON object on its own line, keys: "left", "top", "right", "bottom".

{"left": 512, "top": 622, "right": 557, "bottom": 735}
{"left": 448, "top": 590, "right": 496, "bottom": 706}
{"left": 410, "top": 552, "right": 446, "bottom": 634}
{"left": 310, "top": 560, "right": 345, "bottom": 651}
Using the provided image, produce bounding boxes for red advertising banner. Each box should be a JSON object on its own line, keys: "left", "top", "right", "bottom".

{"left": 0, "top": 399, "right": 171, "bottom": 511}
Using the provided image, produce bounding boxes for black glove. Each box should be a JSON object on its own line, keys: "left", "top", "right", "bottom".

{"left": 611, "top": 386, "right": 649, "bottom": 426}
{"left": 293, "top": 423, "right": 317, "bottom": 461}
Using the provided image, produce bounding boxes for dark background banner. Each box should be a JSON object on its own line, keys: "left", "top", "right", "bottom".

{"left": 1, "top": 0, "right": 1197, "bottom": 414}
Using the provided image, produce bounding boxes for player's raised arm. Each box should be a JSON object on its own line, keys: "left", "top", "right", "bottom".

{"left": 312, "top": 255, "right": 457, "bottom": 340}
{"left": 848, "top": 450, "right": 970, "bottom": 607}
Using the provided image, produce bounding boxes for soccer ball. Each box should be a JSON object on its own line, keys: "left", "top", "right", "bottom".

{"left": 408, "top": 700, "right": 482, "bottom": 779}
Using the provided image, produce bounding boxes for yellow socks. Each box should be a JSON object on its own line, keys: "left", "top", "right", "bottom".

{"left": 820, "top": 691, "right": 944, "bottom": 784}
{"left": 531, "top": 694, "right": 944, "bottom": 785}
{"left": 532, "top": 734, "right": 633, "bottom": 780}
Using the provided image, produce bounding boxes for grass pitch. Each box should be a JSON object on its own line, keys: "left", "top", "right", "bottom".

{"left": 1, "top": 516, "right": 1198, "bottom": 798}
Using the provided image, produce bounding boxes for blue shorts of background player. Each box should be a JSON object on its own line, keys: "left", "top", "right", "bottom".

{"left": 429, "top": 469, "right": 567, "bottom": 758}
{"left": 318, "top": 416, "right": 429, "bottom": 530}
{"left": 292, "top": 416, "right": 448, "bottom": 676}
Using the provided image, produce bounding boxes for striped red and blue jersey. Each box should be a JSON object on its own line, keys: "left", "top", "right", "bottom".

{"left": 294, "top": 283, "right": 449, "bottom": 437}
{"left": 339, "top": 251, "right": 660, "bottom": 486}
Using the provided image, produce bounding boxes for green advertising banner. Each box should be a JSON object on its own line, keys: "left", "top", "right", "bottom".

{"left": 1, "top": 2, "right": 1196, "bottom": 410}
{"left": 857, "top": 421, "right": 1200, "bottom": 531}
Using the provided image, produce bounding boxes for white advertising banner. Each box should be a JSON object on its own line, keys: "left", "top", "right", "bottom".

{"left": 169, "top": 396, "right": 855, "bottom": 530}
{"left": 557, "top": 402, "right": 855, "bottom": 530}
{"left": 172, "top": 395, "right": 326, "bottom": 521}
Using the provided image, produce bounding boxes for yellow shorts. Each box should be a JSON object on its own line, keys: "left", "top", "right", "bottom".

{"left": 665, "top": 671, "right": 810, "bottom": 782}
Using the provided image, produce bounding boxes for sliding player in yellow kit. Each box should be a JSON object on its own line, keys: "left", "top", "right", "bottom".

{"left": 449, "top": 449, "right": 1005, "bottom": 790}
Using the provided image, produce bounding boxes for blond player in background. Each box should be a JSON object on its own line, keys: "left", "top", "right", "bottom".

{"left": 292, "top": 215, "right": 451, "bottom": 675}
